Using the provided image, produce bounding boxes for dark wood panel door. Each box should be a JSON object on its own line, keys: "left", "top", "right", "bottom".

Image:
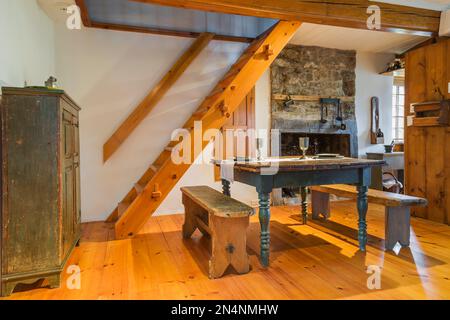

{"left": 62, "top": 107, "right": 81, "bottom": 257}
{"left": 73, "top": 116, "right": 81, "bottom": 234}
{"left": 222, "top": 87, "right": 256, "bottom": 159}
{"left": 62, "top": 109, "right": 76, "bottom": 258}
{"left": 2, "top": 96, "right": 60, "bottom": 274}
{"left": 214, "top": 88, "right": 255, "bottom": 180}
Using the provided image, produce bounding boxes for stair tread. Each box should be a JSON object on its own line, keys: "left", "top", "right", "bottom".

{"left": 134, "top": 183, "right": 144, "bottom": 194}
{"left": 150, "top": 164, "right": 161, "bottom": 172}
{"left": 193, "top": 106, "right": 211, "bottom": 116}
{"left": 118, "top": 202, "right": 131, "bottom": 216}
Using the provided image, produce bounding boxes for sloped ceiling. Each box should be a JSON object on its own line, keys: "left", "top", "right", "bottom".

{"left": 38, "top": 0, "right": 447, "bottom": 53}
{"left": 291, "top": 23, "right": 429, "bottom": 54}
{"left": 85, "top": 0, "right": 277, "bottom": 39}
{"left": 374, "top": 0, "right": 450, "bottom": 11}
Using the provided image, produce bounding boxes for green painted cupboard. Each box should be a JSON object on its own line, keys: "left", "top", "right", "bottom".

{"left": 0, "top": 87, "right": 81, "bottom": 296}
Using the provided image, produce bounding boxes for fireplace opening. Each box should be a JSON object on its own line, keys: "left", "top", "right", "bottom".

{"left": 278, "top": 131, "right": 352, "bottom": 205}
{"left": 281, "top": 132, "right": 351, "bottom": 157}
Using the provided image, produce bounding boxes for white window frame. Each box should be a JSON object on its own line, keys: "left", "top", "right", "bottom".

{"left": 392, "top": 77, "right": 405, "bottom": 142}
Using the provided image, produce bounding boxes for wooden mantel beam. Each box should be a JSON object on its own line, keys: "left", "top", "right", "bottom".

{"left": 132, "top": 0, "right": 441, "bottom": 36}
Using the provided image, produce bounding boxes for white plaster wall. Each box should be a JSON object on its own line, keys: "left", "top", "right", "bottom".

{"left": 355, "top": 52, "right": 395, "bottom": 157}
{"left": 0, "top": 0, "right": 55, "bottom": 88}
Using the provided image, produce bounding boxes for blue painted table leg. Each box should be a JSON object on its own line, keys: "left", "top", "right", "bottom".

{"left": 222, "top": 179, "right": 231, "bottom": 196}
{"left": 357, "top": 185, "right": 369, "bottom": 251}
{"left": 258, "top": 192, "right": 271, "bottom": 268}
{"left": 300, "top": 186, "right": 308, "bottom": 225}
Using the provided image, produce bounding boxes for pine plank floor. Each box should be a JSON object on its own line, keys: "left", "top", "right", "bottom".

{"left": 3, "top": 201, "right": 450, "bottom": 300}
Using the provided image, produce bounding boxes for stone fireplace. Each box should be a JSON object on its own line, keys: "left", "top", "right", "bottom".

{"left": 270, "top": 44, "right": 359, "bottom": 204}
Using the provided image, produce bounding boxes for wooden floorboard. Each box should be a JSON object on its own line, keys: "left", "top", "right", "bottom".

{"left": 3, "top": 201, "right": 450, "bottom": 300}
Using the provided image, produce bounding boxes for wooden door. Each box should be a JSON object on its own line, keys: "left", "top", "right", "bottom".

{"left": 222, "top": 87, "right": 256, "bottom": 159}
{"left": 405, "top": 39, "right": 450, "bottom": 224}
{"left": 214, "top": 88, "right": 255, "bottom": 180}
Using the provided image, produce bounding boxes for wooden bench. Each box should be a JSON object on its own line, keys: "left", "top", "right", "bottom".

{"left": 309, "top": 184, "right": 428, "bottom": 250}
{"left": 181, "top": 186, "right": 255, "bottom": 279}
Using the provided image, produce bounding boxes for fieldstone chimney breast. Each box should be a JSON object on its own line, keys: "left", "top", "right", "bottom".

{"left": 271, "top": 44, "right": 359, "bottom": 158}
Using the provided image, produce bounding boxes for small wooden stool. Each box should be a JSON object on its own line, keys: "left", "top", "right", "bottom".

{"left": 181, "top": 186, "right": 255, "bottom": 279}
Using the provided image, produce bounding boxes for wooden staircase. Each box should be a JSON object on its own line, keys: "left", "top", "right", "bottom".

{"left": 111, "top": 21, "right": 301, "bottom": 239}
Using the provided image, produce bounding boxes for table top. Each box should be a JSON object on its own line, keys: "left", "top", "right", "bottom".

{"left": 366, "top": 152, "right": 404, "bottom": 157}
{"left": 214, "top": 157, "right": 385, "bottom": 173}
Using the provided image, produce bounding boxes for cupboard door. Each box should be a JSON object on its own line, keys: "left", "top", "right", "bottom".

{"left": 73, "top": 115, "right": 81, "bottom": 235}
{"left": 214, "top": 89, "right": 255, "bottom": 181}
{"left": 3, "top": 95, "right": 60, "bottom": 274}
{"left": 62, "top": 110, "right": 76, "bottom": 257}
{"left": 63, "top": 166, "right": 75, "bottom": 256}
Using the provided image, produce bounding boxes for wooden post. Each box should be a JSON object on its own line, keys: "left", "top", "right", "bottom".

{"left": 258, "top": 192, "right": 271, "bottom": 268}
{"left": 222, "top": 179, "right": 231, "bottom": 197}
{"left": 300, "top": 186, "right": 308, "bottom": 224}
{"left": 357, "top": 185, "right": 369, "bottom": 251}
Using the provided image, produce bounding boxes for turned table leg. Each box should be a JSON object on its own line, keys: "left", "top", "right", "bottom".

{"left": 300, "top": 186, "right": 308, "bottom": 224}
{"left": 222, "top": 179, "right": 231, "bottom": 197}
{"left": 258, "top": 192, "right": 271, "bottom": 268}
{"left": 357, "top": 185, "right": 369, "bottom": 251}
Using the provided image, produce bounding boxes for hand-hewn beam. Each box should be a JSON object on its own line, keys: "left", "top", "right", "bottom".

{"left": 103, "top": 32, "right": 214, "bottom": 162}
{"left": 90, "top": 21, "right": 254, "bottom": 43}
{"left": 133, "top": 0, "right": 441, "bottom": 36}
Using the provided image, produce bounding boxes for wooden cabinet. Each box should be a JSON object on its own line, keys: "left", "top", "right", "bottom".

{"left": 0, "top": 87, "right": 81, "bottom": 296}
{"left": 405, "top": 39, "right": 450, "bottom": 225}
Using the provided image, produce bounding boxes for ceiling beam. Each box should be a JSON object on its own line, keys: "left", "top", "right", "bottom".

{"left": 132, "top": 0, "right": 441, "bottom": 36}
{"left": 89, "top": 22, "right": 254, "bottom": 43}
{"left": 75, "top": 0, "right": 91, "bottom": 27}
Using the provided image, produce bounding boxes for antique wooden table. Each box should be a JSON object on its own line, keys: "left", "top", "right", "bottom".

{"left": 216, "top": 157, "right": 385, "bottom": 267}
